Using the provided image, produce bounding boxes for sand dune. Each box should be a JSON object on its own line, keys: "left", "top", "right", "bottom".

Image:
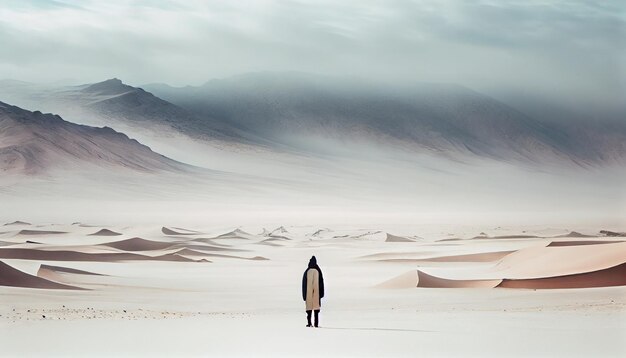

{"left": 4, "top": 221, "right": 31, "bottom": 226}
{"left": 385, "top": 233, "right": 415, "bottom": 242}
{"left": 495, "top": 242, "right": 626, "bottom": 279}
{"left": 492, "top": 235, "right": 540, "bottom": 239}
{"left": 39, "top": 264, "right": 106, "bottom": 276}
{"left": 249, "top": 256, "right": 270, "bottom": 260}
{"left": 554, "top": 231, "right": 596, "bottom": 238}
{"left": 310, "top": 228, "right": 330, "bottom": 237}
{"left": 377, "top": 240, "right": 626, "bottom": 290}
{"left": 17, "top": 230, "right": 67, "bottom": 235}
{"left": 0, "top": 248, "right": 202, "bottom": 262}
{"left": 265, "top": 235, "right": 291, "bottom": 241}
{"left": 269, "top": 226, "right": 289, "bottom": 236}
{"left": 378, "top": 270, "right": 502, "bottom": 288}
{"left": 547, "top": 240, "right": 624, "bottom": 247}
{"left": 351, "top": 231, "right": 382, "bottom": 239}
{"left": 162, "top": 227, "right": 203, "bottom": 235}
{"left": 172, "top": 248, "right": 215, "bottom": 257}
{"left": 381, "top": 251, "right": 514, "bottom": 263}
{"left": 0, "top": 261, "right": 83, "bottom": 290}
{"left": 359, "top": 251, "right": 438, "bottom": 260}
{"left": 376, "top": 270, "right": 418, "bottom": 289}
{"left": 417, "top": 270, "right": 503, "bottom": 288}
{"left": 101, "top": 238, "right": 174, "bottom": 251}
{"left": 599, "top": 230, "right": 626, "bottom": 237}
{"left": 498, "top": 263, "right": 626, "bottom": 289}
{"left": 470, "top": 233, "right": 542, "bottom": 240}
{"left": 157, "top": 254, "right": 201, "bottom": 262}
{"left": 37, "top": 264, "right": 107, "bottom": 284}
{"left": 214, "top": 229, "right": 256, "bottom": 240}
{"left": 175, "top": 250, "right": 268, "bottom": 261}
{"left": 89, "top": 229, "right": 122, "bottom": 236}
{"left": 172, "top": 248, "right": 266, "bottom": 261}
{"left": 176, "top": 243, "right": 242, "bottom": 252}
{"left": 258, "top": 238, "right": 285, "bottom": 246}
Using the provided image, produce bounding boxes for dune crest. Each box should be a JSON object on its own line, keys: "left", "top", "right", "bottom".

{"left": 495, "top": 242, "right": 626, "bottom": 279}
{"left": 547, "top": 240, "right": 623, "bottom": 247}
{"left": 101, "top": 238, "right": 174, "bottom": 251}
{"left": 214, "top": 229, "right": 256, "bottom": 240}
{"left": 3, "top": 221, "right": 31, "bottom": 226}
{"left": 385, "top": 233, "right": 415, "bottom": 243}
{"left": 599, "top": 230, "right": 626, "bottom": 237}
{"left": 0, "top": 248, "right": 203, "bottom": 262}
{"left": 89, "top": 229, "right": 122, "bottom": 236}
{"left": 378, "top": 270, "right": 503, "bottom": 289}
{"left": 554, "top": 231, "right": 596, "bottom": 238}
{"left": 416, "top": 270, "right": 502, "bottom": 288}
{"left": 17, "top": 230, "right": 67, "bottom": 235}
{"left": 376, "top": 270, "right": 418, "bottom": 289}
{"left": 382, "top": 250, "right": 514, "bottom": 263}
{"left": 162, "top": 227, "right": 201, "bottom": 235}
{"left": 39, "top": 264, "right": 106, "bottom": 276}
{"left": 0, "top": 261, "right": 83, "bottom": 290}
{"left": 498, "top": 263, "right": 626, "bottom": 289}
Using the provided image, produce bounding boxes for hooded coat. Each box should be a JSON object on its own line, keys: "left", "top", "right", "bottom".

{"left": 302, "top": 256, "right": 325, "bottom": 310}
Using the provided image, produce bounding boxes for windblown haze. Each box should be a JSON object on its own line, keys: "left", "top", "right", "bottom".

{"left": 0, "top": 0, "right": 624, "bottom": 116}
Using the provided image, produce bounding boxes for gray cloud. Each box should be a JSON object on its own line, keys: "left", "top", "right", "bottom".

{"left": 0, "top": 0, "right": 623, "bottom": 112}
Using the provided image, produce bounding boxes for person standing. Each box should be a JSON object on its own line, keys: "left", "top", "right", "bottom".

{"left": 302, "top": 256, "right": 325, "bottom": 327}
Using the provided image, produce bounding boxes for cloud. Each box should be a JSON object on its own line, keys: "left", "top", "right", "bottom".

{"left": 0, "top": 0, "right": 623, "bottom": 110}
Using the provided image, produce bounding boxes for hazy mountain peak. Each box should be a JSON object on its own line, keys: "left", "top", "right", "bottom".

{"left": 83, "top": 78, "right": 136, "bottom": 95}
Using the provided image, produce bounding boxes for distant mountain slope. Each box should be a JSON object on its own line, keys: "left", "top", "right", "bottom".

{"left": 0, "top": 101, "right": 188, "bottom": 174}
{"left": 1, "top": 74, "right": 624, "bottom": 167}
{"left": 0, "top": 78, "right": 243, "bottom": 143}
{"left": 75, "top": 78, "right": 242, "bottom": 140}
{"left": 145, "top": 72, "right": 626, "bottom": 165}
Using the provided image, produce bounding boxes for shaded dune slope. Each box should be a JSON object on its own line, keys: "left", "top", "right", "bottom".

{"left": 385, "top": 233, "right": 415, "bottom": 243}
{"left": 38, "top": 264, "right": 106, "bottom": 276}
{"left": 381, "top": 250, "right": 514, "bottom": 263}
{"left": 417, "top": 270, "right": 502, "bottom": 288}
{"left": 498, "top": 263, "right": 626, "bottom": 289}
{"left": 88, "top": 229, "right": 122, "bottom": 236}
{"left": 18, "top": 230, "right": 67, "bottom": 235}
{"left": 0, "top": 261, "right": 83, "bottom": 290}
{"left": 378, "top": 241, "right": 626, "bottom": 289}
{"left": 100, "top": 238, "right": 174, "bottom": 251}
{"left": 162, "top": 227, "right": 202, "bottom": 235}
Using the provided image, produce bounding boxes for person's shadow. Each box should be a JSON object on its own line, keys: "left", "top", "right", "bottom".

{"left": 319, "top": 327, "right": 435, "bottom": 333}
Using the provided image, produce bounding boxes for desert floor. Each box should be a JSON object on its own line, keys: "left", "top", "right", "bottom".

{"left": 1, "top": 222, "right": 625, "bottom": 357}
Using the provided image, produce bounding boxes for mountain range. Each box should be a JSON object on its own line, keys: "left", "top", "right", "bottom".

{"left": 0, "top": 101, "right": 187, "bottom": 175}
{"left": 1, "top": 72, "right": 625, "bottom": 174}
{"left": 145, "top": 73, "right": 626, "bottom": 165}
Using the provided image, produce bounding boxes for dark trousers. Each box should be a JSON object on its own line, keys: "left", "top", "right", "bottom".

{"left": 306, "top": 310, "right": 320, "bottom": 327}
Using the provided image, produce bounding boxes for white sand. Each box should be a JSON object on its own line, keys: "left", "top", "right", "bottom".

{"left": 0, "top": 223, "right": 625, "bottom": 356}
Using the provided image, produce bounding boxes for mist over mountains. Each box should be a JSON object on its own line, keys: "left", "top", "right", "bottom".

{"left": 0, "top": 72, "right": 624, "bottom": 225}
{"left": 2, "top": 72, "right": 625, "bottom": 169}
{"left": 145, "top": 72, "right": 626, "bottom": 166}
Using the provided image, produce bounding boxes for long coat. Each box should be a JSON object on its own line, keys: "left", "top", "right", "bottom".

{"left": 302, "top": 266, "right": 324, "bottom": 310}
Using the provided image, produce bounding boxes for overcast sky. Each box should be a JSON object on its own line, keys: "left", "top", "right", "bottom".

{"left": 0, "top": 0, "right": 624, "bottom": 109}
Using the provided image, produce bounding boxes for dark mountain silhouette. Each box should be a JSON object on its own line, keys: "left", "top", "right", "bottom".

{"left": 0, "top": 101, "right": 188, "bottom": 174}
{"left": 145, "top": 72, "right": 626, "bottom": 166}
